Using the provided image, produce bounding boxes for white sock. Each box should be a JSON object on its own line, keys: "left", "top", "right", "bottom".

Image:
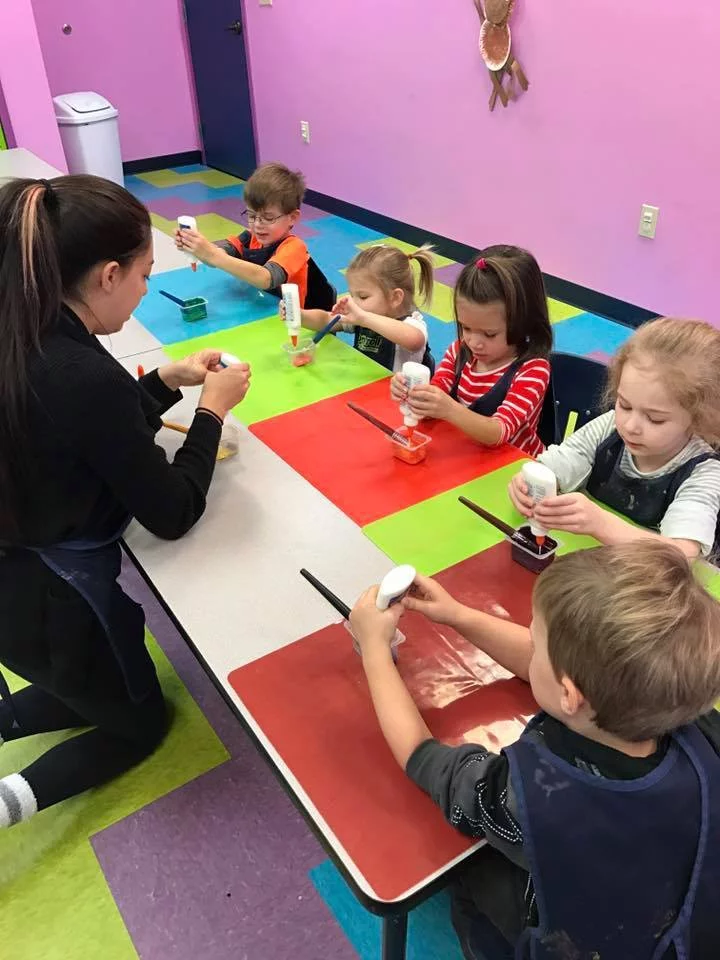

{"left": 0, "top": 774, "right": 38, "bottom": 828}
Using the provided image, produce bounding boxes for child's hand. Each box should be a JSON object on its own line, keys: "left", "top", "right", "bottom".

{"left": 350, "top": 586, "right": 403, "bottom": 656}
{"left": 508, "top": 473, "right": 534, "bottom": 518}
{"left": 175, "top": 228, "right": 221, "bottom": 267}
{"left": 403, "top": 575, "right": 462, "bottom": 627}
{"left": 533, "top": 492, "right": 604, "bottom": 538}
{"left": 332, "top": 294, "right": 365, "bottom": 328}
{"left": 406, "top": 384, "right": 454, "bottom": 421}
{"left": 390, "top": 372, "right": 408, "bottom": 403}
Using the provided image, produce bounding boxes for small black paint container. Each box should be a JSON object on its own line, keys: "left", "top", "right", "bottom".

{"left": 508, "top": 526, "right": 560, "bottom": 574}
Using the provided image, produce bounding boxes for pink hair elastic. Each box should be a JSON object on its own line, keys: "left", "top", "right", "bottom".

{"left": 476, "top": 257, "right": 487, "bottom": 269}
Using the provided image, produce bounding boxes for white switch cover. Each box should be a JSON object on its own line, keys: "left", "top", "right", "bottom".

{"left": 259, "top": 0, "right": 272, "bottom": 6}
{"left": 638, "top": 204, "right": 659, "bottom": 239}
{"left": 300, "top": 121, "right": 311, "bottom": 144}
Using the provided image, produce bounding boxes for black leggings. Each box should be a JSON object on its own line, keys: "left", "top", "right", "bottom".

{"left": 0, "top": 550, "right": 167, "bottom": 811}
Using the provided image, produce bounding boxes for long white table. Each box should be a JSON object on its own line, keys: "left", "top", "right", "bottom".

{"left": 0, "top": 149, "right": 476, "bottom": 959}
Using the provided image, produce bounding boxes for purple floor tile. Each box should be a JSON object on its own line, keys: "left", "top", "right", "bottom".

{"left": 115, "top": 555, "right": 357, "bottom": 959}
{"left": 148, "top": 194, "right": 247, "bottom": 228}
{"left": 435, "top": 262, "right": 464, "bottom": 286}
{"left": 300, "top": 203, "right": 331, "bottom": 222}
{"left": 587, "top": 349, "right": 611, "bottom": 364}
{"left": 92, "top": 756, "right": 356, "bottom": 960}
{"left": 293, "top": 223, "right": 321, "bottom": 240}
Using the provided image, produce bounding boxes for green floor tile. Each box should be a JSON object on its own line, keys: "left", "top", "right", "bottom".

{"left": 548, "top": 298, "right": 583, "bottom": 323}
{"left": 163, "top": 316, "right": 390, "bottom": 424}
{"left": 0, "top": 632, "right": 228, "bottom": 960}
{"left": 363, "top": 461, "right": 598, "bottom": 575}
{"left": 427, "top": 282, "right": 456, "bottom": 323}
{"left": 138, "top": 169, "right": 242, "bottom": 189}
{"left": 356, "top": 236, "right": 455, "bottom": 268}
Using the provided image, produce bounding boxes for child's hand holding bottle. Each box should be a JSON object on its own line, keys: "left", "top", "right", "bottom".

{"left": 390, "top": 371, "right": 408, "bottom": 403}
{"left": 175, "top": 227, "right": 221, "bottom": 267}
{"left": 508, "top": 472, "right": 535, "bottom": 518}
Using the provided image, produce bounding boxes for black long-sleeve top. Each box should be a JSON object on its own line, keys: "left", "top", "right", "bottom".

{"left": 3, "top": 307, "right": 222, "bottom": 547}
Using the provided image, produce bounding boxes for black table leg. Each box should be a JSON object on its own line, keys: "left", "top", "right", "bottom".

{"left": 382, "top": 912, "right": 408, "bottom": 960}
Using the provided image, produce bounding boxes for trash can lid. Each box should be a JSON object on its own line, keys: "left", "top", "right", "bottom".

{"left": 54, "top": 92, "right": 118, "bottom": 124}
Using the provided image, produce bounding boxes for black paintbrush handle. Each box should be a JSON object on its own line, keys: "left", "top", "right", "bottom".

{"left": 458, "top": 496, "right": 535, "bottom": 548}
{"left": 346, "top": 402, "right": 410, "bottom": 447}
{"left": 300, "top": 568, "right": 351, "bottom": 620}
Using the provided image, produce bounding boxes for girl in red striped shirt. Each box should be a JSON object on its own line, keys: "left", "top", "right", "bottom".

{"left": 390, "top": 246, "right": 553, "bottom": 457}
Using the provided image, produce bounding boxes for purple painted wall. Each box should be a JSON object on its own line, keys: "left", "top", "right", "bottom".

{"left": 242, "top": 0, "right": 718, "bottom": 321}
{"left": 31, "top": 0, "right": 200, "bottom": 162}
{"left": 0, "top": 0, "right": 66, "bottom": 169}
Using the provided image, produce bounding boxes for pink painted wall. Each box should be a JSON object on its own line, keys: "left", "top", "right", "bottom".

{"left": 0, "top": 0, "right": 66, "bottom": 169}
{"left": 242, "top": 0, "right": 719, "bottom": 321}
{"left": 31, "top": 0, "right": 200, "bottom": 162}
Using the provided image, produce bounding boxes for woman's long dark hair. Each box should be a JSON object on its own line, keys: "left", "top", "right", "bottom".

{"left": 453, "top": 244, "right": 553, "bottom": 376}
{"left": 0, "top": 175, "right": 151, "bottom": 535}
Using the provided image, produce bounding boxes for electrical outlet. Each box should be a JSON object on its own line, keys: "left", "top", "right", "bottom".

{"left": 638, "top": 204, "right": 659, "bottom": 239}
{"left": 300, "top": 121, "right": 311, "bottom": 144}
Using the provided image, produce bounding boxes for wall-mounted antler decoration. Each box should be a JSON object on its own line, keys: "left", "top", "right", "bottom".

{"left": 473, "top": 0, "right": 529, "bottom": 111}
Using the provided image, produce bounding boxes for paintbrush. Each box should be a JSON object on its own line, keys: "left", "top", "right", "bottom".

{"left": 159, "top": 289, "right": 188, "bottom": 307}
{"left": 458, "top": 496, "right": 537, "bottom": 550}
{"left": 312, "top": 315, "right": 342, "bottom": 344}
{"left": 346, "top": 402, "right": 411, "bottom": 447}
{"left": 162, "top": 420, "right": 235, "bottom": 461}
{"left": 300, "top": 568, "right": 351, "bottom": 619}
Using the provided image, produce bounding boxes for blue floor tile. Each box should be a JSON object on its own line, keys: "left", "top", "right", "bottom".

{"left": 310, "top": 860, "right": 465, "bottom": 960}
{"left": 552, "top": 312, "right": 633, "bottom": 357}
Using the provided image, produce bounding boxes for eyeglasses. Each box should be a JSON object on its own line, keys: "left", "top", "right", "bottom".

{"left": 244, "top": 210, "right": 288, "bottom": 226}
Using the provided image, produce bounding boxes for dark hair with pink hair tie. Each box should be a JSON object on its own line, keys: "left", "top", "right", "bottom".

{"left": 476, "top": 257, "right": 487, "bottom": 269}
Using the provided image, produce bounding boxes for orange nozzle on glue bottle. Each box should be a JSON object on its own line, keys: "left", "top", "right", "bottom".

{"left": 399, "top": 361, "right": 430, "bottom": 439}
{"left": 177, "top": 216, "right": 199, "bottom": 272}
{"left": 281, "top": 283, "right": 302, "bottom": 348}
{"left": 521, "top": 462, "right": 557, "bottom": 550}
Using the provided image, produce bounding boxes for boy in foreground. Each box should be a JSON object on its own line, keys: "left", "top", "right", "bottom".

{"left": 350, "top": 542, "right": 720, "bottom": 958}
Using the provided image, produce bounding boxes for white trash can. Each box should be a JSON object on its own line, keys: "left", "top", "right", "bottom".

{"left": 53, "top": 92, "right": 124, "bottom": 185}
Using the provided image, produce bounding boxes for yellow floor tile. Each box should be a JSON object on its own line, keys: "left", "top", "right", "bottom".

{"left": 548, "top": 298, "right": 583, "bottom": 323}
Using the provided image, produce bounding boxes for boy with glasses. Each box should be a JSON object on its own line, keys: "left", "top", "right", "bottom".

{"left": 175, "top": 162, "right": 334, "bottom": 308}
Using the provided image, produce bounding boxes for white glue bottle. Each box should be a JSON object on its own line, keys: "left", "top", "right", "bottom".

{"left": 399, "top": 361, "right": 431, "bottom": 432}
{"left": 219, "top": 353, "right": 242, "bottom": 369}
{"left": 376, "top": 565, "right": 416, "bottom": 610}
{"left": 177, "top": 216, "right": 198, "bottom": 272}
{"left": 521, "top": 462, "right": 557, "bottom": 546}
{"left": 281, "top": 283, "right": 302, "bottom": 347}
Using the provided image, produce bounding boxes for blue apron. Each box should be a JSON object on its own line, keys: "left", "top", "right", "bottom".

{"left": 449, "top": 352, "right": 558, "bottom": 447}
{"left": 33, "top": 523, "right": 154, "bottom": 704}
{"left": 586, "top": 429, "right": 720, "bottom": 555}
{"left": 0, "top": 517, "right": 155, "bottom": 728}
{"left": 506, "top": 714, "right": 720, "bottom": 959}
